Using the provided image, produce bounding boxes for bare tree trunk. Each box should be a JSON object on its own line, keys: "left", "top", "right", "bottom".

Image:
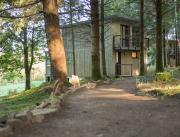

{"left": 101, "top": 0, "right": 107, "bottom": 76}
{"left": 90, "top": 0, "right": 101, "bottom": 80}
{"left": 42, "top": 0, "right": 67, "bottom": 83}
{"left": 140, "top": 0, "right": 145, "bottom": 76}
{"left": 155, "top": 0, "right": 163, "bottom": 72}
{"left": 174, "top": 0, "right": 179, "bottom": 66}
{"left": 23, "top": 27, "right": 31, "bottom": 90}
{"left": 163, "top": 25, "right": 166, "bottom": 68}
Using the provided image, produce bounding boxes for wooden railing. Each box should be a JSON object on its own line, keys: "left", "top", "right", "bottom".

{"left": 113, "top": 35, "right": 149, "bottom": 50}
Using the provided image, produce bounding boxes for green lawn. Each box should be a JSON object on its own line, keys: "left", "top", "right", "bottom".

{"left": 0, "top": 82, "right": 51, "bottom": 117}
{"left": 0, "top": 81, "right": 44, "bottom": 97}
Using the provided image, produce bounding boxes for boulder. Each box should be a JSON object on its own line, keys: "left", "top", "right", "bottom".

{"left": 7, "top": 119, "right": 22, "bottom": 130}
{"left": 0, "top": 126, "right": 13, "bottom": 137}
{"left": 86, "top": 82, "right": 97, "bottom": 89}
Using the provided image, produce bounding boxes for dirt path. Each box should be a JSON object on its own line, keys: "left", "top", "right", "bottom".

{"left": 12, "top": 78, "right": 180, "bottom": 137}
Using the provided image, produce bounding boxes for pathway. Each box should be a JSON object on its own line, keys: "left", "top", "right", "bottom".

{"left": 12, "top": 78, "right": 180, "bottom": 137}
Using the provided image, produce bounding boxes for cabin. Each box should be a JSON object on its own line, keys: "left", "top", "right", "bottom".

{"left": 45, "top": 16, "right": 149, "bottom": 80}
{"left": 165, "top": 39, "right": 180, "bottom": 67}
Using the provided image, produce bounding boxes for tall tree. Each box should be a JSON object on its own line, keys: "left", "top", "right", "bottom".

{"left": 42, "top": 0, "right": 67, "bottom": 83}
{"left": 174, "top": 0, "right": 179, "bottom": 66}
{"left": 140, "top": 0, "right": 145, "bottom": 75}
{"left": 90, "top": 0, "right": 101, "bottom": 80}
{"left": 101, "top": 0, "right": 107, "bottom": 77}
{"left": 155, "top": 0, "right": 163, "bottom": 72}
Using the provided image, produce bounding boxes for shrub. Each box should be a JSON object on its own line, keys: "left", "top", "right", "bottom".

{"left": 155, "top": 72, "right": 172, "bottom": 82}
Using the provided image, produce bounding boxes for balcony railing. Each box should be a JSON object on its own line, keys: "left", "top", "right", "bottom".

{"left": 113, "top": 35, "right": 148, "bottom": 50}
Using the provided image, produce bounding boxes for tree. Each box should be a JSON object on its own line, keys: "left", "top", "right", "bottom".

{"left": 101, "top": 0, "right": 107, "bottom": 77}
{"left": 140, "top": 0, "right": 145, "bottom": 75}
{"left": 42, "top": 0, "right": 67, "bottom": 83}
{"left": 0, "top": 19, "right": 45, "bottom": 90}
{"left": 155, "top": 0, "right": 163, "bottom": 72}
{"left": 90, "top": 0, "right": 101, "bottom": 80}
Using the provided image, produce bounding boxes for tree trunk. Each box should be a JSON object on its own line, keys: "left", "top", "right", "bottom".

{"left": 90, "top": 0, "right": 101, "bottom": 80}
{"left": 174, "top": 0, "right": 179, "bottom": 66}
{"left": 140, "top": 0, "right": 145, "bottom": 76}
{"left": 163, "top": 25, "right": 166, "bottom": 68}
{"left": 23, "top": 27, "right": 31, "bottom": 90}
{"left": 42, "top": 0, "right": 67, "bottom": 83}
{"left": 155, "top": 0, "right": 163, "bottom": 72}
{"left": 101, "top": 0, "right": 107, "bottom": 76}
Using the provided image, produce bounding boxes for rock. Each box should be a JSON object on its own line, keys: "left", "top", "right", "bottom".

{"left": 26, "top": 110, "right": 33, "bottom": 123}
{"left": 8, "top": 113, "right": 16, "bottom": 119}
{"left": 0, "top": 123, "right": 5, "bottom": 128}
{"left": 0, "top": 125, "right": 13, "bottom": 137}
{"left": 103, "top": 79, "right": 111, "bottom": 84}
{"left": 7, "top": 119, "right": 22, "bottom": 130}
{"left": 15, "top": 111, "right": 27, "bottom": 121}
{"left": 86, "top": 82, "right": 97, "bottom": 89}
{"left": 32, "top": 114, "right": 45, "bottom": 123}
{"left": 0, "top": 117, "right": 7, "bottom": 125}
{"left": 38, "top": 101, "right": 51, "bottom": 109}
{"left": 32, "top": 108, "right": 58, "bottom": 116}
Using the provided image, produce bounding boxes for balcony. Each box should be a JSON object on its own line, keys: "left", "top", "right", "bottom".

{"left": 167, "top": 48, "right": 175, "bottom": 56}
{"left": 113, "top": 35, "right": 148, "bottom": 51}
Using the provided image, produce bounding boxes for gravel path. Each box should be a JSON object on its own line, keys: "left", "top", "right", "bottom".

{"left": 12, "top": 78, "right": 180, "bottom": 137}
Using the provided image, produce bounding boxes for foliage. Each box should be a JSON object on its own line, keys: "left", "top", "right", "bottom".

{"left": 147, "top": 46, "right": 156, "bottom": 66}
{"left": 2, "top": 71, "right": 23, "bottom": 82}
{"left": 155, "top": 72, "right": 172, "bottom": 82}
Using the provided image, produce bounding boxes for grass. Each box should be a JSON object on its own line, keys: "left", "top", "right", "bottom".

{"left": 0, "top": 78, "right": 89, "bottom": 117}
{"left": 137, "top": 79, "right": 180, "bottom": 97}
{"left": 0, "top": 82, "right": 51, "bottom": 117}
{"left": 0, "top": 80, "right": 44, "bottom": 97}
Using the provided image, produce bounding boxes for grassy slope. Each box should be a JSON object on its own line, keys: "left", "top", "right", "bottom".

{"left": 0, "top": 81, "right": 44, "bottom": 97}
{"left": 0, "top": 83, "right": 51, "bottom": 117}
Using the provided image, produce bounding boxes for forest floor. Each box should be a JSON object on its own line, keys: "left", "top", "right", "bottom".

{"left": 11, "top": 78, "right": 180, "bottom": 137}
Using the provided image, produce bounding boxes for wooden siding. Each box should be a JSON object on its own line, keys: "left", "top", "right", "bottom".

{"left": 104, "top": 23, "right": 114, "bottom": 76}
{"left": 46, "top": 19, "right": 141, "bottom": 79}
{"left": 63, "top": 24, "right": 92, "bottom": 78}
{"left": 120, "top": 51, "right": 140, "bottom": 76}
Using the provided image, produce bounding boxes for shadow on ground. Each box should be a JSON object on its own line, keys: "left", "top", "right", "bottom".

{"left": 12, "top": 78, "right": 180, "bottom": 137}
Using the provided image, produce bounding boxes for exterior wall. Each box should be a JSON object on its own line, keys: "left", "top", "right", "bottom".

{"left": 120, "top": 51, "right": 140, "bottom": 76}
{"left": 165, "top": 40, "right": 178, "bottom": 67}
{"left": 63, "top": 24, "right": 92, "bottom": 78}
{"left": 62, "top": 22, "right": 114, "bottom": 78}
{"left": 111, "top": 21, "right": 140, "bottom": 76}
{"left": 45, "top": 18, "right": 141, "bottom": 79}
{"left": 104, "top": 23, "right": 114, "bottom": 77}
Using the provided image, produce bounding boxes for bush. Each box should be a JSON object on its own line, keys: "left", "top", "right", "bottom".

{"left": 155, "top": 72, "right": 172, "bottom": 82}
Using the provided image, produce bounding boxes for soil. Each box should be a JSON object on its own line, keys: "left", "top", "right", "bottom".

{"left": 12, "top": 78, "right": 180, "bottom": 137}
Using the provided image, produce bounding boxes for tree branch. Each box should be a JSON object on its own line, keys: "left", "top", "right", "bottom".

{"left": 0, "top": 0, "right": 41, "bottom": 14}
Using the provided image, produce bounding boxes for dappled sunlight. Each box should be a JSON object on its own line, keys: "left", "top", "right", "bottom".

{"left": 97, "top": 88, "right": 124, "bottom": 92}
{"left": 83, "top": 87, "right": 157, "bottom": 101}
{"left": 93, "top": 92, "right": 157, "bottom": 101}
